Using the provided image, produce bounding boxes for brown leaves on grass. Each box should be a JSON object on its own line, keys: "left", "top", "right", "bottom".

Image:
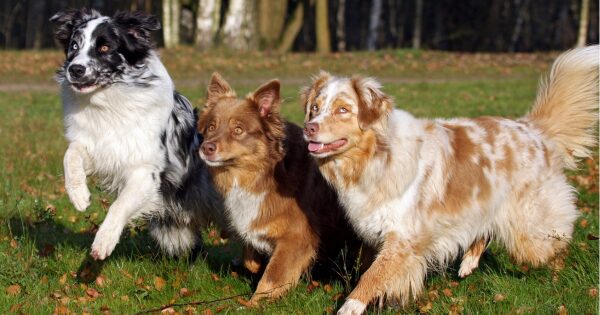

{"left": 6, "top": 284, "right": 21, "bottom": 295}
{"left": 493, "top": 293, "right": 505, "bottom": 302}
{"left": 154, "top": 276, "right": 167, "bottom": 291}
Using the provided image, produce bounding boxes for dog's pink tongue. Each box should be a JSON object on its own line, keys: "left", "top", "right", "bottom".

{"left": 308, "top": 142, "right": 323, "bottom": 152}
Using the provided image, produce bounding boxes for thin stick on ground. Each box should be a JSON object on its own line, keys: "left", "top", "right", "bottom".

{"left": 135, "top": 282, "right": 293, "bottom": 314}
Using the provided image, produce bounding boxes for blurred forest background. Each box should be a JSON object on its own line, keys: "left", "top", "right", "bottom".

{"left": 0, "top": 0, "right": 598, "bottom": 52}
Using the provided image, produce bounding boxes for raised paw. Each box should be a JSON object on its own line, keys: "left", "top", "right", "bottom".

{"left": 337, "top": 299, "right": 367, "bottom": 315}
{"left": 90, "top": 227, "right": 121, "bottom": 260}
{"left": 66, "top": 184, "right": 91, "bottom": 211}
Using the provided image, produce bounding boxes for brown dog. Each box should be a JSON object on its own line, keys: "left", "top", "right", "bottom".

{"left": 197, "top": 73, "right": 358, "bottom": 304}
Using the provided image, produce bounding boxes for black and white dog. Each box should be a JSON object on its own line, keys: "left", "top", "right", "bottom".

{"left": 50, "top": 8, "right": 224, "bottom": 260}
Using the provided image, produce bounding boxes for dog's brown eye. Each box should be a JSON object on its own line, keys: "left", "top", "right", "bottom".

{"left": 99, "top": 45, "right": 110, "bottom": 53}
{"left": 234, "top": 127, "right": 243, "bottom": 135}
{"left": 207, "top": 124, "right": 216, "bottom": 132}
{"left": 311, "top": 104, "right": 318, "bottom": 112}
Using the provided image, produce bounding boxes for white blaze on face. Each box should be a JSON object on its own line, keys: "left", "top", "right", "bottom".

{"left": 69, "top": 17, "right": 109, "bottom": 78}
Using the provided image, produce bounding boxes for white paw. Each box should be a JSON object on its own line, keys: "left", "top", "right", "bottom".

{"left": 66, "top": 184, "right": 91, "bottom": 211}
{"left": 90, "top": 227, "right": 121, "bottom": 260}
{"left": 337, "top": 299, "right": 367, "bottom": 315}
{"left": 458, "top": 255, "right": 480, "bottom": 278}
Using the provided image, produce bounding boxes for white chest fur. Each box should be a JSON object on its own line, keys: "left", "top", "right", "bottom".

{"left": 224, "top": 182, "right": 273, "bottom": 254}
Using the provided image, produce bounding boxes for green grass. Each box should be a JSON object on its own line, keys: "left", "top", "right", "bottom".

{"left": 0, "top": 50, "right": 597, "bottom": 314}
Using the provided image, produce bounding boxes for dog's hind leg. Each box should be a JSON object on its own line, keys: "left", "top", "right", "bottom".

{"left": 458, "top": 236, "right": 490, "bottom": 278}
{"left": 149, "top": 219, "right": 202, "bottom": 258}
{"left": 499, "top": 175, "right": 578, "bottom": 268}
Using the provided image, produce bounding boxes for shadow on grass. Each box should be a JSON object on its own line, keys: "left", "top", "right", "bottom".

{"left": 6, "top": 215, "right": 239, "bottom": 283}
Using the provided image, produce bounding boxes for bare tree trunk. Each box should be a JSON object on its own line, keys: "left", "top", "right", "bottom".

{"left": 366, "top": 0, "right": 382, "bottom": 51}
{"left": 509, "top": 0, "right": 530, "bottom": 52}
{"left": 163, "top": 0, "right": 181, "bottom": 48}
{"left": 277, "top": 1, "right": 306, "bottom": 53}
{"left": 412, "top": 0, "right": 423, "bottom": 49}
{"left": 576, "top": 0, "right": 589, "bottom": 47}
{"left": 26, "top": 0, "right": 46, "bottom": 49}
{"left": 315, "top": 0, "right": 331, "bottom": 53}
{"left": 163, "top": 0, "right": 173, "bottom": 48}
{"left": 171, "top": 0, "right": 181, "bottom": 46}
{"left": 222, "top": 0, "right": 258, "bottom": 50}
{"left": 336, "top": 0, "right": 346, "bottom": 52}
{"left": 195, "top": 0, "right": 221, "bottom": 50}
{"left": 258, "top": 0, "right": 288, "bottom": 49}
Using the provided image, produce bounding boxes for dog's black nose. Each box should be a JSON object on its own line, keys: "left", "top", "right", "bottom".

{"left": 201, "top": 142, "right": 217, "bottom": 156}
{"left": 68, "top": 64, "right": 86, "bottom": 79}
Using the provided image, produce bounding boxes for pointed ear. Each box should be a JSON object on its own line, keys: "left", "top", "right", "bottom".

{"left": 50, "top": 8, "right": 101, "bottom": 50}
{"left": 351, "top": 76, "right": 393, "bottom": 130}
{"left": 252, "top": 80, "right": 280, "bottom": 117}
{"left": 301, "top": 70, "right": 332, "bottom": 114}
{"left": 206, "top": 72, "right": 235, "bottom": 105}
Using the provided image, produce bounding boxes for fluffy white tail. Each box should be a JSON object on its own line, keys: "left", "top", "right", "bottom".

{"left": 527, "top": 45, "right": 599, "bottom": 169}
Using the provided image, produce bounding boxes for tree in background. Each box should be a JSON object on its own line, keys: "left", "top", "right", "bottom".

{"left": 412, "top": 0, "right": 423, "bottom": 49}
{"left": 278, "top": 0, "right": 308, "bottom": 53}
{"left": 315, "top": 0, "right": 331, "bottom": 53}
{"left": 577, "top": 0, "right": 590, "bottom": 47}
{"left": 222, "top": 0, "right": 258, "bottom": 50}
{"left": 366, "top": 0, "right": 382, "bottom": 51}
{"left": 162, "top": 0, "right": 181, "bottom": 48}
{"left": 258, "top": 0, "right": 288, "bottom": 50}
{"left": 194, "top": 0, "right": 221, "bottom": 50}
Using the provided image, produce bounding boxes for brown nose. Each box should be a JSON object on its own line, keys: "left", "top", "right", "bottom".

{"left": 304, "top": 122, "right": 319, "bottom": 136}
{"left": 201, "top": 142, "right": 217, "bottom": 156}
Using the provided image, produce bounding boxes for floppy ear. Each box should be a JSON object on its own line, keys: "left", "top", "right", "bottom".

{"left": 113, "top": 11, "right": 160, "bottom": 64}
{"left": 252, "top": 80, "right": 280, "bottom": 117}
{"left": 351, "top": 76, "right": 393, "bottom": 130}
{"left": 49, "top": 8, "right": 101, "bottom": 51}
{"left": 113, "top": 11, "right": 160, "bottom": 43}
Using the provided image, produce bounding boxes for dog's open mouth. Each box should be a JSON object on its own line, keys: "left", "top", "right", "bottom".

{"left": 308, "top": 139, "right": 348, "bottom": 154}
{"left": 71, "top": 82, "right": 99, "bottom": 93}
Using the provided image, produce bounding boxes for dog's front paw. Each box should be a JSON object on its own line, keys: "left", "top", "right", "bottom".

{"left": 337, "top": 299, "right": 367, "bottom": 315}
{"left": 66, "top": 184, "right": 91, "bottom": 211}
{"left": 458, "top": 254, "right": 480, "bottom": 278}
{"left": 90, "top": 227, "right": 121, "bottom": 260}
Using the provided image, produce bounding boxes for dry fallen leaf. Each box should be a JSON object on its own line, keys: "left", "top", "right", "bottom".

{"left": 154, "top": 276, "right": 167, "bottom": 291}
{"left": 6, "top": 284, "right": 21, "bottom": 295}
{"left": 180, "top": 287, "right": 192, "bottom": 297}
{"left": 85, "top": 288, "right": 100, "bottom": 299}
{"left": 589, "top": 287, "right": 598, "bottom": 297}
{"left": 210, "top": 274, "right": 220, "bottom": 281}
{"left": 494, "top": 293, "right": 505, "bottom": 302}
{"left": 323, "top": 283, "right": 333, "bottom": 293}
{"left": 202, "top": 309, "right": 213, "bottom": 315}
{"left": 443, "top": 288, "right": 453, "bottom": 297}
{"left": 95, "top": 275, "right": 107, "bottom": 287}
{"left": 236, "top": 297, "right": 254, "bottom": 307}
{"left": 418, "top": 300, "right": 433, "bottom": 313}
{"left": 161, "top": 307, "right": 176, "bottom": 314}
{"left": 579, "top": 219, "right": 588, "bottom": 228}
{"left": 121, "top": 295, "right": 130, "bottom": 302}
{"left": 557, "top": 304, "right": 568, "bottom": 315}
{"left": 10, "top": 239, "right": 18, "bottom": 249}
{"left": 59, "top": 273, "right": 68, "bottom": 285}
{"left": 53, "top": 305, "right": 71, "bottom": 315}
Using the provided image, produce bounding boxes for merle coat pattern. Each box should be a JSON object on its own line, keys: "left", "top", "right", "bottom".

{"left": 50, "top": 8, "right": 225, "bottom": 260}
